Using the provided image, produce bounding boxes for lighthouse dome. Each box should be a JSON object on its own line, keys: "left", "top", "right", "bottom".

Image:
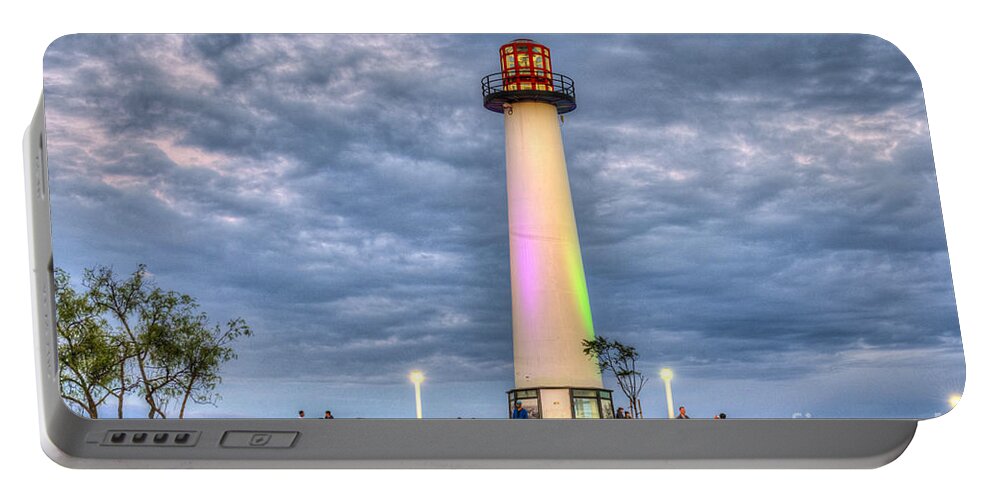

{"left": 481, "top": 39, "right": 577, "bottom": 114}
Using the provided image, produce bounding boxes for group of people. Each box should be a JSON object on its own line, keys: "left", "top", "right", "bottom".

{"left": 616, "top": 405, "right": 708, "bottom": 419}
{"left": 670, "top": 406, "right": 730, "bottom": 419}
{"left": 300, "top": 404, "right": 724, "bottom": 420}
{"left": 509, "top": 400, "right": 727, "bottom": 420}
{"left": 298, "top": 410, "right": 335, "bottom": 419}
{"left": 615, "top": 406, "right": 635, "bottom": 419}
{"left": 670, "top": 407, "right": 730, "bottom": 419}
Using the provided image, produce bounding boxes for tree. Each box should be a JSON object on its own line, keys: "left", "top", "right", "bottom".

{"left": 54, "top": 269, "right": 119, "bottom": 418}
{"left": 55, "top": 265, "right": 252, "bottom": 418}
{"left": 582, "top": 336, "right": 648, "bottom": 418}
{"left": 85, "top": 264, "right": 170, "bottom": 418}
{"left": 163, "top": 315, "right": 251, "bottom": 418}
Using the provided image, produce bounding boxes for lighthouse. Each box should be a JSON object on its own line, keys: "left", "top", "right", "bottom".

{"left": 482, "top": 39, "right": 614, "bottom": 419}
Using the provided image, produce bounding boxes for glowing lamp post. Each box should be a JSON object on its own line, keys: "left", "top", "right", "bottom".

{"left": 660, "top": 368, "right": 675, "bottom": 419}
{"left": 409, "top": 370, "right": 425, "bottom": 419}
{"left": 948, "top": 393, "right": 962, "bottom": 409}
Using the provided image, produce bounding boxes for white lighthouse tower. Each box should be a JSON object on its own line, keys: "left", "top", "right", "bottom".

{"left": 482, "top": 39, "right": 613, "bottom": 419}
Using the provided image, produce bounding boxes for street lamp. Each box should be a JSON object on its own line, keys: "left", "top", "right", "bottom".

{"left": 659, "top": 368, "right": 675, "bottom": 419}
{"left": 948, "top": 393, "right": 962, "bottom": 409}
{"left": 409, "top": 370, "right": 425, "bottom": 419}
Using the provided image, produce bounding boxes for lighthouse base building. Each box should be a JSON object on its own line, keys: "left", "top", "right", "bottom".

{"left": 483, "top": 39, "right": 614, "bottom": 419}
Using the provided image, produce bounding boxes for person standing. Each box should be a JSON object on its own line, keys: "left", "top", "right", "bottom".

{"left": 676, "top": 406, "right": 690, "bottom": 419}
{"left": 511, "top": 401, "right": 529, "bottom": 419}
{"left": 615, "top": 406, "right": 626, "bottom": 419}
{"left": 298, "top": 410, "right": 305, "bottom": 418}
{"left": 324, "top": 410, "right": 334, "bottom": 419}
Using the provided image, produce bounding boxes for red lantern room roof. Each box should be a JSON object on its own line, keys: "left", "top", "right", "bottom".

{"left": 482, "top": 39, "right": 576, "bottom": 114}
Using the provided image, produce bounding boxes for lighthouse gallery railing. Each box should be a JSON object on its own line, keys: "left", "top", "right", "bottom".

{"left": 480, "top": 71, "right": 575, "bottom": 99}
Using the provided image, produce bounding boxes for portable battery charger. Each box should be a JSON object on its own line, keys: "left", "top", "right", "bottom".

{"left": 24, "top": 34, "right": 963, "bottom": 468}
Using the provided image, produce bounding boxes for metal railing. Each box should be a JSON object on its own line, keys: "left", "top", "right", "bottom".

{"left": 481, "top": 71, "right": 576, "bottom": 99}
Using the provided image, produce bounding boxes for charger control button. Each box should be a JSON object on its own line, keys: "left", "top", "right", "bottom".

{"left": 220, "top": 431, "right": 298, "bottom": 448}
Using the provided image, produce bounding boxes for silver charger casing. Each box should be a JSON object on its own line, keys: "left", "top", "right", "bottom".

{"left": 25, "top": 96, "right": 917, "bottom": 469}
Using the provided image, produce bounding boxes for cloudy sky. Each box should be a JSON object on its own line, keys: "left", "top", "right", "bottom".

{"left": 44, "top": 34, "right": 964, "bottom": 419}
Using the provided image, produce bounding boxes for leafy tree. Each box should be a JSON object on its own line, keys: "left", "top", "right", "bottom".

{"left": 84, "top": 264, "right": 168, "bottom": 418}
{"left": 82, "top": 265, "right": 147, "bottom": 417}
{"left": 55, "top": 269, "right": 119, "bottom": 418}
{"left": 171, "top": 317, "right": 252, "bottom": 418}
{"left": 582, "top": 336, "right": 648, "bottom": 418}
{"left": 55, "top": 265, "right": 252, "bottom": 418}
